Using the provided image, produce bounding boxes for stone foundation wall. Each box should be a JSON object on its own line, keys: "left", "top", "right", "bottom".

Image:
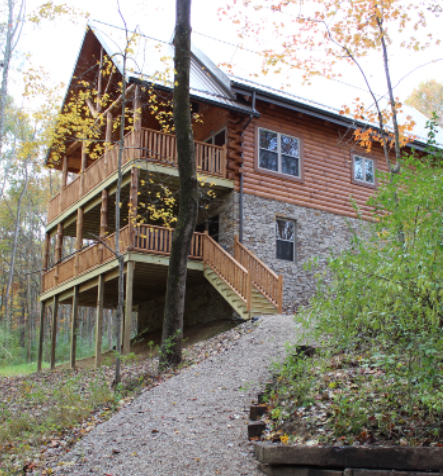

{"left": 213, "top": 190, "right": 239, "bottom": 255}
{"left": 242, "top": 194, "right": 368, "bottom": 311}
{"left": 137, "top": 279, "right": 237, "bottom": 334}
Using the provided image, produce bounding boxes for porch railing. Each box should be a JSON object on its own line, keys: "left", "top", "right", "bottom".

{"left": 47, "top": 128, "right": 227, "bottom": 223}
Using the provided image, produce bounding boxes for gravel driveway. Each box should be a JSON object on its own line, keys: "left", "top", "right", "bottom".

{"left": 59, "top": 314, "right": 298, "bottom": 476}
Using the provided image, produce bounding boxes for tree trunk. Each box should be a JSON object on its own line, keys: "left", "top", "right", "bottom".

{"left": 4, "top": 162, "right": 29, "bottom": 327}
{"left": 160, "top": 0, "right": 198, "bottom": 367}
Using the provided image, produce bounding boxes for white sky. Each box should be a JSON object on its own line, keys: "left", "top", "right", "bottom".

{"left": 11, "top": 0, "right": 443, "bottom": 112}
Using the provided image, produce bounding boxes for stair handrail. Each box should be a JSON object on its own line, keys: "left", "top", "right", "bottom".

{"left": 234, "top": 235, "right": 283, "bottom": 313}
{"left": 203, "top": 233, "right": 252, "bottom": 311}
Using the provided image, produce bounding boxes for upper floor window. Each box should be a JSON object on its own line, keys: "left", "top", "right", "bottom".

{"left": 205, "top": 129, "right": 226, "bottom": 147}
{"left": 258, "top": 128, "right": 300, "bottom": 178}
{"left": 352, "top": 154, "right": 376, "bottom": 187}
{"left": 276, "top": 218, "right": 295, "bottom": 262}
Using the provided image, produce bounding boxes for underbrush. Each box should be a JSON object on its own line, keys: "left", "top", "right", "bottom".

{"left": 264, "top": 121, "right": 443, "bottom": 447}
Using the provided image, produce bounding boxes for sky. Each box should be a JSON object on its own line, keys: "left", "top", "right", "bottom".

{"left": 11, "top": 0, "right": 443, "bottom": 115}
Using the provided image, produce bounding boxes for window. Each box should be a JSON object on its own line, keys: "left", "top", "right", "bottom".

{"left": 258, "top": 128, "right": 300, "bottom": 178}
{"left": 352, "top": 155, "right": 375, "bottom": 186}
{"left": 276, "top": 219, "right": 295, "bottom": 262}
{"left": 205, "top": 129, "right": 226, "bottom": 147}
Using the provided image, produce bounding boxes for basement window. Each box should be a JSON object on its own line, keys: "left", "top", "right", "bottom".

{"left": 276, "top": 219, "right": 295, "bottom": 262}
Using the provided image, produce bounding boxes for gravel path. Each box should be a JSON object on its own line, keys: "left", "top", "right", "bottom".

{"left": 59, "top": 314, "right": 299, "bottom": 476}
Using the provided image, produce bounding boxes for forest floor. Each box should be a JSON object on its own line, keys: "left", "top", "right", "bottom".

{"left": 0, "top": 318, "right": 258, "bottom": 476}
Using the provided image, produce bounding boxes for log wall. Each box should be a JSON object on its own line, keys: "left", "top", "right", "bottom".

{"left": 240, "top": 100, "right": 391, "bottom": 219}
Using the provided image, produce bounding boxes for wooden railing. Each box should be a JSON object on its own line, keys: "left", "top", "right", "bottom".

{"left": 134, "top": 225, "right": 204, "bottom": 259}
{"left": 234, "top": 235, "right": 283, "bottom": 312}
{"left": 47, "top": 128, "right": 226, "bottom": 223}
{"left": 41, "top": 225, "right": 204, "bottom": 293}
{"left": 203, "top": 234, "right": 252, "bottom": 309}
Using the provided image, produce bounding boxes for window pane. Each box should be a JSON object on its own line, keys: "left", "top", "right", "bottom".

{"left": 276, "top": 219, "right": 294, "bottom": 241}
{"left": 281, "top": 135, "right": 299, "bottom": 157}
{"left": 277, "top": 240, "right": 294, "bottom": 261}
{"left": 365, "top": 158, "right": 374, "bottom": 183}
{"left": 259, "top": 149, "right": 278, "bottom": 171}
{"left": 354, "top": 156, "right": 363, "bottom": 180}
{"left": 214, "top": 130, "right": 226, "bottom": 147}
{"left": 282, "top": 155, "right": 299, "bottom": 177}
{"left": 259, "top": 129, "right": 278, "bottom": 151}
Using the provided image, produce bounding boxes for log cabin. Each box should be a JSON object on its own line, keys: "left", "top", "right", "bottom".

{"left": 37, "top": 21, "right": 432, "bottom": 369}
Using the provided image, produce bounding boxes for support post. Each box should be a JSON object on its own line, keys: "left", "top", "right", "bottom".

{"left": 42, "top": 232, "right": 50, "bottom": 293}
{"left": 128, "top": 168, "right": 139, "bottom": 250}
{"left": 50, "top": 294, "right": 59, "bottom": 370}
{"left": 96, "top": 47, "right": 103, "bottom": 112}
{"left": 99, "top": 189, "right": 108, "bottom": 263}
{"left": 278, "top": 274, "right": 283, "bottom": 313}
{"left": 123, "top": 261, "right": 135, "bottom": 355}
{"left": 70, "top": 286, "right": 79, "bottom": 369}
{"left": 54, "top": 223, "right": 64, "bottom": 285}
{"left": 37, "top": 301, "right": 45, "bottom": 371}
{"left": 246, "top": 271, "right": 252, "bottom": 313}
{"left": 133, "top": 85, "right": 142, "bottom": 159}
{"left": 75, "top": 207, "right": 84, "bottom": 277}
{"left": 95, "top": 275, "right": 105, "bottom": 368}
{"left": 80, "top": 144, "right": 88, "bottom": 196}
{"left": 105, "top": 112, "right": 113, "bottom": 175}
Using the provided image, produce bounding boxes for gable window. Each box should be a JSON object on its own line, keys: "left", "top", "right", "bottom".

{"left": 352, "top": 155, "right": 375, "bottom": 186}
{"left": 259, "top": 128, "right": 300, "bottom": 178}
{"left": 276, "top": 219, "right": 295, "bottom": 262}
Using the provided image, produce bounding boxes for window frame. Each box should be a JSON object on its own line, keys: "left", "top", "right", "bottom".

{"left": 275, "top": 217, "right": 296, "bottom": 262}
{"left": 254, "top": 125, "right": 304, "bottom": 183}
{"left": 351, "top": 152, "right": 377, "bottom": 189}
{"left": 204, "top": 128, "right": 226, "bottom": 147}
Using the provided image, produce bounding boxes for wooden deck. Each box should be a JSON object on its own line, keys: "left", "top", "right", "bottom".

{"left": 47, "top": 128, "right": 227, "bottom": 223}
{"left": 41, "top": 225, "right": 205, "bottom": 294}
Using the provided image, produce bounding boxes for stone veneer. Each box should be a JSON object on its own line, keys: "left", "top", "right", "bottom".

{"left": 241, "top": 193, "right": 367, "bottom": 311}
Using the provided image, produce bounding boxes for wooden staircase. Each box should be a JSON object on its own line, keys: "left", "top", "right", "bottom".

{"left": 202, "top": 234, "right": 283, "bottom": 320}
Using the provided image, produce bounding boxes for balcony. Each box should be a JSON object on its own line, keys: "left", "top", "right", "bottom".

{"left": 47, "top": 128, "right": 227, "bottom": 224}
{"left": 41, "top": 224, "right": 205, "bottom": 294}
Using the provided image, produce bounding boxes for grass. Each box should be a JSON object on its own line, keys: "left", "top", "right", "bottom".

{"left": 0, "top": 361, "right": 50, "bottom": 377}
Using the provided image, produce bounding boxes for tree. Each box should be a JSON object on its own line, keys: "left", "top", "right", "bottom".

{"left": 406, "top": 79, "right": 443, "bottom": 127}
{"left": 160, "top": 0, "right": 198, "bottom": 367}
{"left": 221, "top": 0, "right": 440, "bottom": 177}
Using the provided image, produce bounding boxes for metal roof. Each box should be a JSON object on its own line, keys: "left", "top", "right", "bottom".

{"left": 89, "top": 20, "right": 258, "bottom": 116}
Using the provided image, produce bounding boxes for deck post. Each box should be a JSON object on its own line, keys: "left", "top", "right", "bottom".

{"left": 80, "top": 144, "right": 88, "bottom": 196}
{"left": 247, "top": 271, "right": 252, "bottom": 313}
{"left": 128, "top": 168, "right": 139, "bottom": 250}
{"left": 70, "top": 285, "right": 79, "bottom": 369}
{"left": 42, "top": 232, "right": 50, "bottom": 293}
{"left": 99, "top": 190, "right": 108, "bottom": 263}
{"left": 105, "top": 112, "right": 113, "bottom": 174}
{"left": 75, "top": 207, "right": 84, "bottom": 277}
{"left": 133, "top": 85, "right": 142, "bottom": 159}
{"left": 62, "top": 155, "right": 69, "bottom": 187}
{"left": 123, "top": 261, "right": 135, "bottom": 355}
{"left": 37, "top": 301, "right": 45, "bottom": 371}
{"left": 54, "top": 223, "right": 64, "bottom": 285}
{"left": 95, "top": 275, "right": 105, "bottom": 368}
{"left": 278, "top": 274, "right": 283, "bottom": 313}
{"left": 50, "top": 294, "right": 59, "bottom": 370}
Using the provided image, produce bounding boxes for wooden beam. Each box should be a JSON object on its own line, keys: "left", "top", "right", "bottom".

{"left": 128, "top": 168, "right": 139, "bottom": 250}
{"left": 70, "top": 286, "right": 79, "bottom": 369}
{"left": 37, "top": 302, "right": 45, "bottom": 372}
{"left": 123, "top": 260, "right": 135, "bottom": 355}
{"left": 75, "top": 207, "right": 84, "bottom": 277}
{"left": 95, "top": 275, "right": 105, "bottom": 368}
{"left": 100, "top": 189, "right": 108, "bottom": 237}
{"left": 105, "top": 112, "right": 113, "bottom": 154}
{"left": 50, "top": 294, "right": 59, "bottom": 370}
{"left": 96, "top": 47, "right": 103, "bottom": 112}
{"left": 54, "top": 223, "right": 64, "bottom": 285}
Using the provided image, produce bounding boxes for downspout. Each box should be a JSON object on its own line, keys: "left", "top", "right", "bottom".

{"left": 239, "top": 91, "right": 256, "bottom": 243}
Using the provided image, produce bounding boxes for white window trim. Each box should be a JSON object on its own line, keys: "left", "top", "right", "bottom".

{"left": 258, "top": 128, "right": 301, "bottom": 178}
{"left": 353, "top": 155, "right": 375, "bottom": 185}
